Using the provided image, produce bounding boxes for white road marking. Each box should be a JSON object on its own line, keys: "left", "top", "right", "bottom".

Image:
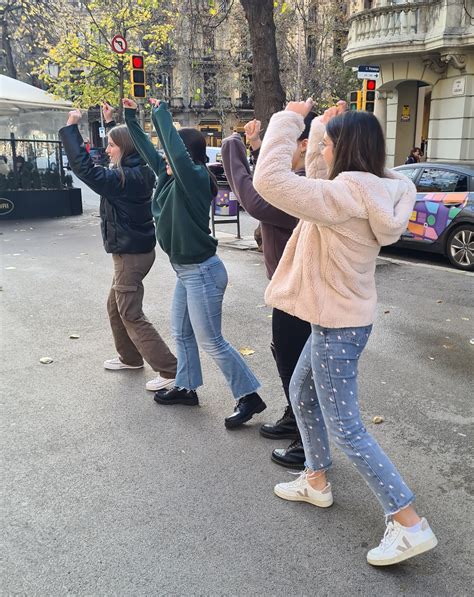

{"left": 377, "top": 256, "right": 474, "bottom": 276}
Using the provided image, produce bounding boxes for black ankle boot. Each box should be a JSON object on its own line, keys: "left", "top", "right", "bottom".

{"left": 271, "top": 438, "right": 305, "bottom": 470}
{"left": 260, "top": 405, "right": 299, "bottom": 440}
{"left": 224, "top": 392, "right": 266, "bottom": 429}
{"left": 154, "top": 386, "right": 199, "bottom": 406}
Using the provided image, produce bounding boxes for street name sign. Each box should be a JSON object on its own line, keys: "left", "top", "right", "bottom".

{"left": 357, "top": 65, "right": 380, "bottom": 80}
{"left": 111, "top": 35, "right": 127, "bottom": 54}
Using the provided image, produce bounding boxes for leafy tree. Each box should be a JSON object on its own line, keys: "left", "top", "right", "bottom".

{"left": 277, "top": 0, "right": 356, "bottom": 112}
{"left": 38, "top": 0, "right": 175, "bottom": 110}
{"left": 0, "top": 0, "right": 60, "bottom": 84}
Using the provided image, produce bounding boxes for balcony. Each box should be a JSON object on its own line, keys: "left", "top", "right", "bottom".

{"left": 343, "top": 0, "right": 474, "bottom": 66}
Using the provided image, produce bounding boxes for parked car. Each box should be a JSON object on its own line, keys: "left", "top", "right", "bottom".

{"left": 393, "top": 162, "right": 474, "bottom": 271}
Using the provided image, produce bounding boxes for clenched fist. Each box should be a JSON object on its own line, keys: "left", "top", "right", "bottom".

{"left": 285, "top": 98, "right": 314, "bottom": 118}
{"left": 244, "top": 119, "right": 262, "bottom": 143}
{"left": 102, "top": 102, "right": 115, "bottom": 123}
{"left": 66, "top": 109, "right": 82, "bottom": 126}
{"left": 320, "top": 100, "right": 347, "bottom": 125}
{"left": 122, "top": 98, "right": 138, "bottom": 110}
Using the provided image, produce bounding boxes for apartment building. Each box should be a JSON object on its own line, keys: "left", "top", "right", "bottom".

{"left": 344, "top": 0, "right": 474, "bottom": 165}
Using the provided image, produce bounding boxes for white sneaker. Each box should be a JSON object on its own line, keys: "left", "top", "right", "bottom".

{"left": 145, "top": 375, "right": 176, "bottom": 391}
{"left": 104, "top": 357, "right": 144, "bottom": 370}
{"left": 274, "top": 470, "right": 333, "bottom": 508}
{"left": 367, "top": 518, "right": 438, "bottom": 566}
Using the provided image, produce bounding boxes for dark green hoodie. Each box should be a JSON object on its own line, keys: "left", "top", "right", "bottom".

{"left": 125, "top": 103, "right": 217, "bottom": 264}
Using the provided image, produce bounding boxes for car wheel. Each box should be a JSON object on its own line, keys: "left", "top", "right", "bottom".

{"left": 446, "top": 224, "right": 474, "bottom": 271}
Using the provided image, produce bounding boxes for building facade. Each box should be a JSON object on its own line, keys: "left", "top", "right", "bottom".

{"left": 344, "top": 0, "right": 474, "bottom": 166}
{"left": 159, "top": 0, "right": 350, "bottom": 145}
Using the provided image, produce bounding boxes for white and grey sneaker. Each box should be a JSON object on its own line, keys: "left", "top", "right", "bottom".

{"left": 104, "top": 357, "right": 144, "bottom": 370}
{"left": 367, "top": 518, "right": 438, "bottom": 566}
{"left": 145, "top": 375, "right": 176, "bottom": 392}
{"left": 274, "top": 470, "right": 333, "bottom": 508}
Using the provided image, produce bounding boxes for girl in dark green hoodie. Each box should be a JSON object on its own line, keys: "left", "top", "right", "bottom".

{"left": 124, "top": 98, "right": 265, "bottom": 427}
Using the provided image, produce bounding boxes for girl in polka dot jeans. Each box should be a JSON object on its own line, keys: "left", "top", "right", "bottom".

{"left": 252, "top": 99, "right": 437, "bottom": 566}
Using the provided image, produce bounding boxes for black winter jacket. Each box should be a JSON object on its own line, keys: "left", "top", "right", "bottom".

{"left": 59, "top": 123, "right": 156, "bottom": 254}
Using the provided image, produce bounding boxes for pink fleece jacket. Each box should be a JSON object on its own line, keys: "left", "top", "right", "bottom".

{"left": 253, "top": 111, "right": 417, "bottom": 328}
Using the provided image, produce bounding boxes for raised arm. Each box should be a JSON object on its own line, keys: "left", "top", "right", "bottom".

{"left": 60, "top": 119, "right": 122, "bottom": 198}
{"left": 151, "top": 101, "right": 207, "bottom": 193}
{"left": 253, "top": 103, "right": 363, "bottom": 226}
{"left": 305, "top": 117, "right": 329, "bottom": 180}
{"left": 221, "top": 133, "right": 297, "bottom": 228}
{"left": 123, "top": 103, "right": 165, "bottom": 179}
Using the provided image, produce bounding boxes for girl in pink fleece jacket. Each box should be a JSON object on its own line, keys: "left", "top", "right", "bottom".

{"left": 253, "top": 99, "right": 437, "bottom": 567}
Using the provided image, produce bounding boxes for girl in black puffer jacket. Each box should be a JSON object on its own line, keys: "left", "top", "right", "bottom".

{"left": 59, "top": 105, "right": 177, "bottom": 392}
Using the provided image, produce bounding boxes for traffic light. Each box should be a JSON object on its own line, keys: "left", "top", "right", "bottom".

{"left": 349, "top": 90, "right": 362, "bottom": 111}
{"left": 130, "top": 54, "right": 145, "bottom": 98}
{"left": 362, "top": 79, "right": 376, "bottom": 112}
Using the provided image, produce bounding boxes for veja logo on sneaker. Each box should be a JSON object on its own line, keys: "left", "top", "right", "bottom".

{"left": 396, "top": 536, "right": 412, "bottom": 552}
{"left": 297, "top": 488, "right": 309, "bottom": 497}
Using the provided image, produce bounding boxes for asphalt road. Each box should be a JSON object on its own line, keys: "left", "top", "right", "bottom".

{"left": 1, "top": 202, "right": 473, "bottom": 596}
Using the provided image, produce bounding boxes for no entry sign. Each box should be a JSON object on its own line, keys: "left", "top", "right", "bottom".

{"left": 111, "top": 35, "right": 127, "bottom": 54}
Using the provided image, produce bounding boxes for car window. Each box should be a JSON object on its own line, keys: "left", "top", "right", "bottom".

{"left": 417, "top": 168, "right": 468, "bottom": 193}
{"left": 397, "top": 168, "right": 418, "bottom": 181}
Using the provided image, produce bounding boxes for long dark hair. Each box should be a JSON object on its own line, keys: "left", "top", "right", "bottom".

{"left": 108, "top": 125, "right": 136, "bottom": 187}
{"left": 178, "top": 128, "right": 218, "bottom": 197}
{"left": 326, "top": 111, "right": 386, "bottom": 180}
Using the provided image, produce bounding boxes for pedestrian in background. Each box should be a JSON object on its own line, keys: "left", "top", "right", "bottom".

{"left": 0, "top": 155, "right": 9, "bottom": 176}
{"left": 253, "top": 99, "right": 437, "bottom": 566}
{"left": 124, "top": 98, "right": 265, "bottom": 428}
{"left": 405, "top": 147, "right": 422, "bottom": 164}
{"left": 59, "top": 105, "right": 177, "bottom": 392}
{"left": 221, "top": 115, "right": 315, "bottom": 469}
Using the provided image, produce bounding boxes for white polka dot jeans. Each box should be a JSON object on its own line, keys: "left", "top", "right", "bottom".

{"left": 290, "top": 325, "right": 415, "bottom": 516}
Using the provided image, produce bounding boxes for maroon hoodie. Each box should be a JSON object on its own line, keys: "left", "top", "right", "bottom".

{"left": 221, "top": 133, "right": 302, "bottom": 279}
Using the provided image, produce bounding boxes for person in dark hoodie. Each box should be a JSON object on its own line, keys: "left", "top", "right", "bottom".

{"left": 221, "top": 113, "right": 316, "bottom": 469}
{"left": 59, "top": 104, "right": 177, "bottom": 392}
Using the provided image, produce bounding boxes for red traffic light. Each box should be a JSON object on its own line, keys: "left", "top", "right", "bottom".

{"left": 132, "top": 55, "right": 144, "bottom": 69}
{"left": 366, "top": 79, "right": 376, "bottom": 90}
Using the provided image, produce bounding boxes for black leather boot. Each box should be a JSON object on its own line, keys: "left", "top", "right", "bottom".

{"left": 154, "top": 386, "right": 199, "bottom": 406}
{"left": 224, "top": 392, "right": 266, "bottom": 429}
{"left": 260, "top": 404, "right": 299, "bottom": 440}
{"left": 271, "top": 438, "right": 305, "bottom": 470}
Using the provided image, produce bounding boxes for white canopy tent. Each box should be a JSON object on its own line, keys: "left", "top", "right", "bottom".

{"left": 0, "top": 75, "right": 72, "bottom": 139}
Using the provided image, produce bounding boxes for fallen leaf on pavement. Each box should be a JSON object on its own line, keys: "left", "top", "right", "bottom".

{"left": 372, "top": 416, "right": 384, "bottom": 424}
{"left": 384, "top": 310, "right": 390, "bottom": 314}
{"left": 239, "top": 348, "right": 255, "bottom": 356}
{"left": 39, "top": 357, "right": 53, "bottom": 364}
{"left": 436, "top": 300, "right": 443, "bottom": 304}
{"left": 69, "top": 334, "right": 80, "bottom": 339}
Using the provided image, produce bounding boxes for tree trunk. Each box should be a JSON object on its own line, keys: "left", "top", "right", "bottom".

{"left": 239, "top": 0, "right": 285, "bottom": 129}
{"left": 1, "top": 15, "right": 17, "bottom": 80}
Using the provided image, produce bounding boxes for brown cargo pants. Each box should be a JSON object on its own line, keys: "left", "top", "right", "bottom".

{"left": 107, "top": 250, "right": 177, "bottom": 378}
